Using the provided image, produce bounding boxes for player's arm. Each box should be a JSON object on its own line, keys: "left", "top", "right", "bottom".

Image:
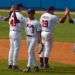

{"left": 36, "top": 21, "right": 42, "bottom": 43}
{"left": 37, "top": 29, "right": 41, "bottom": 44}
{"left": 4, "top": 6, "right": 15, "bottom": 21}
{"left": 67, "top": 11, "right": 74, "bottom": 23}
{"left": 19, "top": 13, "right": 27, "bottom": 27}
{"left": 0, "top": 11, "right": 12, "bottom": 21}
{"left": 37, "top": 31, "right": 41, "bottom": 43}
{"left": 4, "top": 11, "right": 13, "bottom": 21}
{"left": 59, "top": 8, "right": 69, "bottom": 23}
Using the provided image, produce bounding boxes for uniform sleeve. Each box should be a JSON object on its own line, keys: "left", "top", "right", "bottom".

{"left": 53, "top": 16, "right": 59, "bottom": 24}
{"left": 20, "top": 15, "right": 26, "bottom": 26}
{"left": 36, "top": 21, "right": 41, "bottom": 32}
{"left": 8, "top": 13, "right": 13, "bottom": 25}
{"left": 40, "top": 16, "right": 42, "bottom": 26}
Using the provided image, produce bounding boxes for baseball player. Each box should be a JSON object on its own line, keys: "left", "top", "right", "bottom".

{"left": 8, "top": 4, "right": 26, "bottom": 70}
{"left": 24, "top": 9, "right": 41, "bottom": 72}
{"left": 39, "top": 7, "right": 69, "bottom": 68}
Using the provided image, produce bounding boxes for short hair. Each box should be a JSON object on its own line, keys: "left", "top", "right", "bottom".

{"left": 27, "top": 9, "right": 35, "bottom": 14}
{"left": 12, "top": 3, "right": 24, "bottom": 10}
{"left": 47, "top": 6, "right": 55, "bottom": 12}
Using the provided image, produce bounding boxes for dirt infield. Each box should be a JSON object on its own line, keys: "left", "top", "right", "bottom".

{"left": 0, "top": 39, "right": 75, "bottom": 65}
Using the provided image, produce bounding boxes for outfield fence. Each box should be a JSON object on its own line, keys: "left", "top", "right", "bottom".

{"left": 0, "top": 0, "right": 75, "bottom": 10}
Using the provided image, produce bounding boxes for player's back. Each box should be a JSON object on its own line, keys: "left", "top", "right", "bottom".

{"left": 9, "top": 11, "right": 25, "bottom": 32}
{"left": 40, "top": 12, "right": 58, "bottom": 32}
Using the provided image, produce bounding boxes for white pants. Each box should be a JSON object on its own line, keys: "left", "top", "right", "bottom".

{"left": 27, "top": 36, "right": 37, "bottom": 67}
{"left": 40, "top": 31, "right": 53, "bottom": 57}
{"left": 8, "top": 31, "right": 21, "bottom": 66}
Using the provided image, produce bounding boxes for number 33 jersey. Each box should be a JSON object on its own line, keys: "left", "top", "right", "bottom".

{"left": 25, "top": 18, "right": 41, "bottom": 36}
{"left": 40, "top": 12, "right": 58, "bottom": 33}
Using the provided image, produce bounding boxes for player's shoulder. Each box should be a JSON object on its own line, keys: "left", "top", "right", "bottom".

{"left": 26, "top": 17, "right": 29, "bottom": 20}
{"left": 40, "top": 13, "right": 50, "bottom": 20}
{"left": 34, "top": 19, "right": 39, "bottom": 22}
{"left": 27, "top": 18, "right": 39, "bottom": 22}
{"left": 16, "top": 12, "right": 25, "bottom": 18}
{"left": 26, "top": 18, "right": 30, "bottom": 22}
{"left": 52, "top": 14, "right": 57, "bottom": 18}
{"left": 41, "top": 12, "right": 49, "bottom": 17}
{"left": 52, "top": 14, "right": 58, "bottom": 19}
{"left": 15, "top": 12, "right": 21, "bottom": 16}
{"left": 35, "top": 19, "right": 40, "bottom": 25}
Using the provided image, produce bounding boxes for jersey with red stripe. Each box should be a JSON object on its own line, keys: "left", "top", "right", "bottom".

{"left": 40, "top": 12, "right": 58, "bottom": 33}
{"left": 9, "top": 11, "right": 26, "bottom": 31}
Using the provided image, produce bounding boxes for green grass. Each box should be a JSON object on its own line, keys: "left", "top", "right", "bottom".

{"left": 1, "top": 11, "right": 75, "bottom": 42}
{"left": 54, "top": 22, "right": 75, "bottom": 42}
{"left": 0, "top": 21, "right": 9, "bottom": 39}
{"left": 0, "top": 11, "right": 75, "bottom": 75}
{"left": 0, "top": 60, "right": 75, "bottom": 75}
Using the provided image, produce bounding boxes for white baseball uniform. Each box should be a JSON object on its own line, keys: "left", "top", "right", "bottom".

{"left": 8, "top": 11, "right": 26, "bottom": 66}
{"left": 25, "top": 18, "right": 41, "bottom": 67}
{"left": 40, "top": 12, "right": 58, "bottom": 57}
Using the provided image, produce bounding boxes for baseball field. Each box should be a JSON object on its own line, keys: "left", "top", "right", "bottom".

{"left": 0, "top": 10, "right": 75, "bottom": 75}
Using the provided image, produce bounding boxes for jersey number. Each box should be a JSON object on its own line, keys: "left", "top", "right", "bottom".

{"left": 10, "top": 19, "right": 16, "bottom": 26}
{"left": 10, "top": 19, "right": 20, "bottom": 26}
{"left": 42, "top": 20, "right": 48, "bottom": 27}
{"left": 27, "top": 24, "right": 34, "bottom": 33}
{"left": 10, "top": 12, "right": 20, "bottom": 26}
{"left": 31, "top": 25, "right": 34, "bottom": 33}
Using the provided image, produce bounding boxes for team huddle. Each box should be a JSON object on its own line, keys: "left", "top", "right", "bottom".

{"left": 3, "top": 4, "right": 74, "bottom": 72}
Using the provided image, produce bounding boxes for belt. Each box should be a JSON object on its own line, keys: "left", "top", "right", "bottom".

{"left": 42, "top": 30, "right": 50, "bottom": 32}
{"left": 27, "top": 35, "right": 34, "bottom": 37}
{"left": 10, "top": 30, "right": 20, "bottom": 32}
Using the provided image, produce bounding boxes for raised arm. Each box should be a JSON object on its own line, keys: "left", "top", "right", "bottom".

{"left": 59, "top": 8, "right": 69, "bottom": 23}
{"left": 67, "top": 10, "right": 74, "bottom": 23}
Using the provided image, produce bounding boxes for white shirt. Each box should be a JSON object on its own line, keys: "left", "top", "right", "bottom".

{"left": 25, "top": 18, "right": 41, "bottom": 36}
{"left": 40, "top": 12, "right": 58, "bottom": 33}
{"left": 9, "top": 11, "right": 26, "bottom": 32}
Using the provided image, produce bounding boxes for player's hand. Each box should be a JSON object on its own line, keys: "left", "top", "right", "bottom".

{"left": 59, "top": 8, "right": 69, "bottom": 23}
{"left": 66, "top": 9, "right": 74, "bottom": 23}
{"left": 64, "top": 8, "right": 70, "bottom": 16}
